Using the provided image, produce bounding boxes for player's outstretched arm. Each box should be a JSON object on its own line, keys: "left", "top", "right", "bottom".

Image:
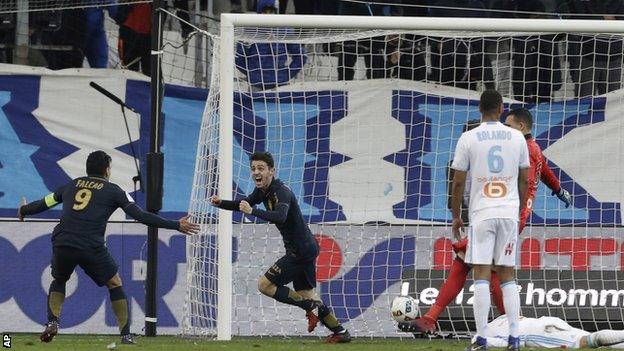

{"left": 540, "top": 160, "right": 571, "bottom": 208}
{"left": 18, "top": 193, "right": 61, "bottom": 220}
{"left": 177, "top": 214, "right": 200, "bottom": 235}
{"left": 583, "top": 330, "right": 624, "bottom": 349}
{"left": 239, "top": 200, "right": 289, "bottom": 225}
{"left": 123, "top": 204, "right": 199, "bottom": 235}
{"left": 210, "top": 195, "right": 243, "bottom": 211}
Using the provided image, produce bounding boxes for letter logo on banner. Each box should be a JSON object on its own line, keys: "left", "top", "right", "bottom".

{"left": 0, "top": 230, "right": 237, "bottom": 328}
{"left": 387, "top": 92, "right": 614, "bottom": 225}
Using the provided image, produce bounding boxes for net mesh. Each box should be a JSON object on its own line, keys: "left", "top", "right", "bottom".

{"left": 185, "top": 23, "right": 624, "bottom": 338}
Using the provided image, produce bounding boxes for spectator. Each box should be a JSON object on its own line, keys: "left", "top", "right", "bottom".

{"left": 558, "top": 0, "right": 624, "bottom": 97}
{"left": 386, "top": 34, "right": 427, "bottom": 81}
{"left": 279, "top": 0, "right": 316, "bottom": 14}
{"left": 335, "top": 2, "right": 401, "bottom": 80}
{"left": 0, "top": 12, "right": 15, "bottom": 63}
{"left": 491, "top": 0, "right": 562, "bottom": 102}
{"left": 84, "top": 7, "right": 116, "bottom": 68}
{"left": 401, "top": 0, "right": 429, "bottom": 17}
{"left": 114, "top": 2, "right": 192, "bottom": 76}
{"left": 34, "top": 9, "right": 87, "bottom": 70}
{"left": 114, "top": 3, "right": 150, "bottom": 75}
{"left": 235, "top": 0, "right": 307, "bottom": 89}
{"left": 392, "top": 1, "right": 428, "bottom": 81}
{"left": 276, "top": 0, "right": 339, "bottom": 15}
{"left": 427, "top": 0, "right": 495, "bottom": 90}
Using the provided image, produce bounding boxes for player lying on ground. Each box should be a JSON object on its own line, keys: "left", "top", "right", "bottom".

{"left": 405, "top": 109, "right": 572, "bottom": 334}
{"left": 18, "top": 151, "right": 199, "bottom": 344}
{"left": 210, "top": 151, "right": 351, "bottom": 343}
{"left": 472, "top": 315, "right": 624, "bottom": 349}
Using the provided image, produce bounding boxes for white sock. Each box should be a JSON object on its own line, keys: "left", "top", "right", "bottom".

{"left": 501, "top": 281, "right": 520, "bottom": 338}
{"left": 473, "top": 280, "right": 491, "bottom": 338}
{"left": 589, "top": 330, "right": 624, "bottom": 348}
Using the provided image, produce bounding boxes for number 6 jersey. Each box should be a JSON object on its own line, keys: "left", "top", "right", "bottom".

{"left": 451, "top": 121, "right": 530, "bottom": 224}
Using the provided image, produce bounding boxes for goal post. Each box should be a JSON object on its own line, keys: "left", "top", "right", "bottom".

{"left": 217, "top": 18, "right": 235, "bottom": 341}
{"left": 185, "top": 13, "right": 624, "bottom": 340}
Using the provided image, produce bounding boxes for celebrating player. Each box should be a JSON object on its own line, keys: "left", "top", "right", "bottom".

{"left": 17, "top": 151, "right": 199, "bottom": 344}
{"left": 407, "top": 109, "right": 572, "bottom": 334}
{"left": 474, "top": 315, "right": 624, "bottom": 349}
{"left": 451, "top": 90, "right": 530, "bottom": 351}
{"left": 210, "top": 151, "right": 351, "bottom": 343}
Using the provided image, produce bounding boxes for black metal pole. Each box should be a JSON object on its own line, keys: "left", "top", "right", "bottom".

{"left": 145, "top": 0, "right": 164, "bottom": 337}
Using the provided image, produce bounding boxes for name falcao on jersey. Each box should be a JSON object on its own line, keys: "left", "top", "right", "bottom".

{"left": 76, "top": 179, "right": 104, "bottom": 190}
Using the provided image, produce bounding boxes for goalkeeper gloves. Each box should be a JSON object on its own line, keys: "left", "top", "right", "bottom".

{"left": 552, "top": 188, "right": 571, "bottom": 208}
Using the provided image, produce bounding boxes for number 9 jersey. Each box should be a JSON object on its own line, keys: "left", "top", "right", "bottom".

{"left": 46, "top": 176, "right": 135, "bottom": 249}
{"left": 451, "top": 121, "right": 530, "bottom": 224}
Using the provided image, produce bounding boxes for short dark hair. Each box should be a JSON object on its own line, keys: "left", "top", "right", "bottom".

{"left": 463, "top": 119, "right": 481, "bottom": 133}
{"left": 86, "top": 150, "right": 111, "bottom": 177}
{"left": 249, "top": 151, "right": 274, "bottom": 168}
{"left": 479, "top": 90, "right": 503, "bottom": 115}
{"left": 508, "top": 108, "right": 533, "bottom": 130}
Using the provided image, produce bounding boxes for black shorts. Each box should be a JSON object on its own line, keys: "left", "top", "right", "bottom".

{"left": 264, "top": 255, "right": 316, "bottom": 291}
{"left": 51, "top": 246, "right": 118, "bottom": 287}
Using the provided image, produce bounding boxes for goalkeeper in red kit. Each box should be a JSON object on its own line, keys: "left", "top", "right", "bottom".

{"left": 504, "top": 108, "right": 571, "bottom": 230}
{"left": 401, "top": 109, "right": 571, "bottom": 334}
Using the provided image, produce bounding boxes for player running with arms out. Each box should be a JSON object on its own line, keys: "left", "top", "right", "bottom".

{"left": 404, "top": 110, "right": 572, "bottom": 334}
{"left": 210, "top": 151, "right": 351, "bottom": 343}
{"left": 452, "top": 90, "right": 530, "bottom": 351}
{"left": 476, "top": 315, "right": 624, "bottom": 349}
{"left": 17, "top": 151, "right": 199, "bottom": 344}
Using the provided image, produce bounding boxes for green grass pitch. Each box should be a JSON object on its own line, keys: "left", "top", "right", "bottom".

{"left": 6, "top": 334, "right": 598, "bottom": 351}
{"left": 0, "top": 334, "right": 466, "bottom": 350}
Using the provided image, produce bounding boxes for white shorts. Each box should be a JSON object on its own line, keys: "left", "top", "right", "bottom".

{"left": 465, "top": 218, "right": 518, "bottom": 266}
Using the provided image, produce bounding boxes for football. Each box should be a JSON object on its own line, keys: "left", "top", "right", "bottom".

{"left": 390, "top": 296, "right": 418, "bottom": 323}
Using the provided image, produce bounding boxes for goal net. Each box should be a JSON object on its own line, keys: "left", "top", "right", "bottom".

{"left": 184, "top": 14, "right": 624, "bottom": 339}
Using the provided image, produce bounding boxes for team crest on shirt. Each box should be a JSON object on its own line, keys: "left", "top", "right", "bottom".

{"left": 268, "top": 193, "right": 278, "bottom": 210}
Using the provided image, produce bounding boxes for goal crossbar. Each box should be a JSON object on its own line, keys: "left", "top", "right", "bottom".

{"left": 222, "top": 14, "right": 624, "bottom": 32}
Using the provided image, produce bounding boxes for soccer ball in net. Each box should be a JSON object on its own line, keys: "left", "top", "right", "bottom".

{"left": 390, "top": 296, "right": 418, "bottom": 323}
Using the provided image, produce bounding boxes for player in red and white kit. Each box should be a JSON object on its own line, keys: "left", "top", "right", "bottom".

{"left": 401, "top": 109, "right": 572, "bottom": 335}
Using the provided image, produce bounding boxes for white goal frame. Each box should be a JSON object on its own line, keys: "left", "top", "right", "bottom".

{"left": 215, "top": 14, "right": 624, "bottom": 340}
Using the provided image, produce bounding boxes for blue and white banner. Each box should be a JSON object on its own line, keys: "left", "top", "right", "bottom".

{"left": 230, "top": 80, "right": 622, "bottom": 226}
{"left": 0, "top": 70, "right": 621, "bottom": 225}
{"left": 0, "top": 67, "right": 206, "bottom": 220}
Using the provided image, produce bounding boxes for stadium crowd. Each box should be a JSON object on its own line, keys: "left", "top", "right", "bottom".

{"left": 0, "top": 0, "right": 622, "bottom": 99}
